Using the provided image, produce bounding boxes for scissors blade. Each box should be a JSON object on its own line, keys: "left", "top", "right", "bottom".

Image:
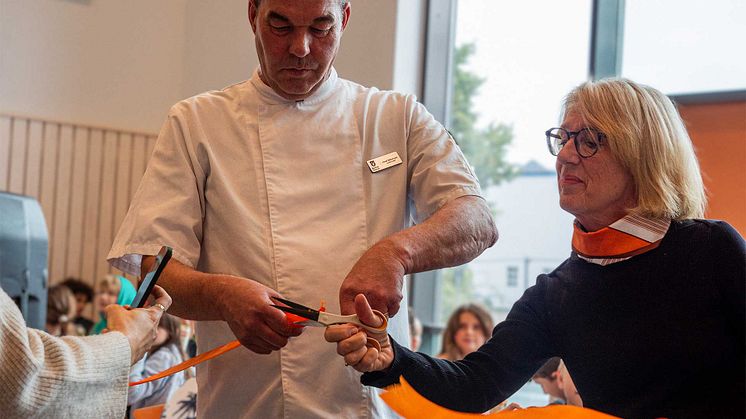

{"left": 270, "top": 297, "right": 320, "bottom": 322}
{"left": 270, "top": 296, "right": 312, "bottom": 311}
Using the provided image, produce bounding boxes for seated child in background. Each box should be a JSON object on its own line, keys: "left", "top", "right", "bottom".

{"left": 61, "top": 277, "right": 95, "bottom": 335}
{"left": 128, "top": 313, "right": 187, "bottom": 416}
{"left": 90, "top": 274, "right": 136, "bottom": 335}
{"left": 532, "top": 357, "right": 566, "bottom": 405}
{"left": 557, "top": 359, "right": 582, "bottom": 406}
{"left": 437, "top": 303, "right": 493, "bottom": 361}
{"left": 408, "top": 307, "right": 423, "bottom": 351}
{"left": 45, "top": 284, "right": 76, "bottom": 336}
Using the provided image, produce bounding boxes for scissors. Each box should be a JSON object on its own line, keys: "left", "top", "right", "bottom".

{"left": 270, "top": 296, "right": 388, "bottom": 351}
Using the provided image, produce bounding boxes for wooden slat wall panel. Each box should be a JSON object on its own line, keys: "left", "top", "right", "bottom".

{"left": 0, "top": 117, "right": 11, "bottom": 189}
{"left": 0, "top": 113, "right": 157, "bottom": 296}
{"left": 38, "top": 124, "right": 59, "bottom": 233}
{"left": 50, "top": 125, "right": 74, "bottom": 282}
{"left": 81, "top": 129, "right": 105, "bottom": 290}
{"left": 96, "top": 131, "right": 121, "bottom": 283}
{"left": 63, "top": 128, "right": 89, "bottom": 280}
{"left": 24, "top": 121, "right": 44, "bottom": 197}
{"left": 8, "top": 118, "right": 27, "bottom": 194}
{"left": 130, "top": 135, "right": 147, "bottom": 199}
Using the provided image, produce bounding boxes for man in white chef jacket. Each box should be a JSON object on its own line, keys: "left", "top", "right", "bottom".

{"left": 108, "top": 0, "right": 498, "bottom": 417}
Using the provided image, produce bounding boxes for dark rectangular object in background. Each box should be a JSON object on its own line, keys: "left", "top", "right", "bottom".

{"left": 0, "top": 191, "right": 49, "bottom": 329}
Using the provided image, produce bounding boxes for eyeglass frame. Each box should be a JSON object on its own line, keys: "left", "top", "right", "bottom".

{"left": 545, "top": 127, "right": 607, "bottom": 158}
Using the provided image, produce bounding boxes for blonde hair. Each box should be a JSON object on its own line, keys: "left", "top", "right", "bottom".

{"left": 96, "top": 274, "right": 122, "bottom": 294}
{"left": 562, "top": 78, "right": 706, "bottom": 219}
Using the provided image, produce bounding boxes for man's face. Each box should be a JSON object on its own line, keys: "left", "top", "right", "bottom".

{"left": 249, "top": 0, "right": 350, "bottom": 101}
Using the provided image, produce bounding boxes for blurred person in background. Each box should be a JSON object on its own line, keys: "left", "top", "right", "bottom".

{"left": 91, "top": 275, "right": 136, "bottom": 335}
{"left": 437, "top": 303, "right": 493, "bottom": 361}
{"left": 45, "top": 284, "right": 76, "bottom": 337}
{"left": 532, "top": 357, "right": 565, "bottom": 405}
{"left": 61, "top": 277, "right": 95, "bottom": 335}
{"left": 128, "top": 313, "right": 187, "bottom": 416}
{"left": 408, "top": 307, "right": 422, "bottom": 352}
{"left": 557, "top": 359, "right": 582, "bottom": 406}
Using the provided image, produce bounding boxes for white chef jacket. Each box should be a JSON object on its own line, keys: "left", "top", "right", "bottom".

{"left": 108, "top": 68, "right": 482, "bottom": 418}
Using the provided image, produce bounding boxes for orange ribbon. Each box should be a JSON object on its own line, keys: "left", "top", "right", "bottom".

{"left": 129, "top": 311, "right": 310, "bottom": 387}
{"left": 129, "top": 340, "right": 240, "bottom": 386}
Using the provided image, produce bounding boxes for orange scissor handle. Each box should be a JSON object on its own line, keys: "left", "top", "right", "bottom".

{"left": 362, "top": 309, "right": 389, "bottom": 334}
{"left": 366, "top": 337, "right": 382, "bottom": 352}
{"left": 284, "top": 312, "right": 308, "bottom": 329}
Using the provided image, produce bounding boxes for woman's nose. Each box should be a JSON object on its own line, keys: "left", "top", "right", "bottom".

{"left": 557, "top": 138, "right": 581, "bottom": 164}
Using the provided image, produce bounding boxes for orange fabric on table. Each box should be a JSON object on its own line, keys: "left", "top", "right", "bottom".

{"left": 132, "top": 404, "right": 165, "bottom": 419}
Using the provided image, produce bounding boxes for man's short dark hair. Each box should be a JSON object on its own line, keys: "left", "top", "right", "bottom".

{"left": 253, "top": 0, "right": 348, "bottom": 13}
{"left": 60, "top": 277, "right": 94, "bottom": 302}
{"left": 533, "top": 357, "right": 562, "bottom": 379}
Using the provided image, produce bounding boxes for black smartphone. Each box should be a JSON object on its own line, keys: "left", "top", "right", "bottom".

{"left": 131, "top": 246, "right": 173, "bottom": 308}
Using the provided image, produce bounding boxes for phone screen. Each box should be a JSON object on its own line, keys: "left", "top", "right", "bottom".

{"left": 131, "top": 246, "right": 173, "bottom": 308}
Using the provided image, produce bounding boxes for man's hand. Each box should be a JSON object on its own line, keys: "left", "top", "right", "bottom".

{"left": 325, "top": 294, "right": 394, "bottom": 372}
{"left": 104, "top": 285, "right": 172, "bottom": 365}
{"left": 339, "top": 241, "right": 406, "bottom": 316}
{"left": 216, "top": 277, "right": 304, "bottom": 354}
{"left": 140, "top": 255, "right": 303, "bottom": 355}
{"left": 338, "top": 196, "right": 497, "bottom": 317}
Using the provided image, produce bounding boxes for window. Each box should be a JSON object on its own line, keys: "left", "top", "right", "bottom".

{"left": 621, "top": 0, "right": 746, "bottom": 96}
{"left": 413, "top": 0, "right": 744, "bottom": 410}
{"left": 506, "top": 266, "right": 518, "bottom": 287}
{"left": 415, "top": 0, "right": 591, "bottom": 407}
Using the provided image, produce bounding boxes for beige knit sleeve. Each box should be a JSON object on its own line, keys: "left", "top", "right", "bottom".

{"left": 0, "top": 292, "right": 131, "bottom": 419}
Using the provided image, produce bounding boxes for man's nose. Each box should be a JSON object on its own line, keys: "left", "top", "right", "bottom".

{"left": 557, "top": 138, "right": 581, "bottom": 164}
{"left": 289, "top": 30, "right": 311, "bottom": 58}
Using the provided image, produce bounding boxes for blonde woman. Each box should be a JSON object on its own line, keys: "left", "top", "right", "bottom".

{"left": 91, "top": 275, "right": 136, "bottom": 335}
{"left": 328, "top": 79, "right": 746, "bottom": 418}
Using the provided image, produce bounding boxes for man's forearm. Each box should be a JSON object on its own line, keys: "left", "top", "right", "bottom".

{"left": 140, "top": 257, "right": 228, "bottom": 320}
{"left": 382, "top": 195, "right": 498, "bottom": 274}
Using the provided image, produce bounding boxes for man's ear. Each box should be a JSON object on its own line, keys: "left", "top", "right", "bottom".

{"left": 340, "top": 2, "right": 351, "bottom": 31}
{"left": 248, "top": 0, "right": 258, "bottom": 33}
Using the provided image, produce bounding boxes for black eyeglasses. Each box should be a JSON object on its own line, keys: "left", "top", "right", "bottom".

{"left": 545, "top": 127, "right": 606, "bottom": 158}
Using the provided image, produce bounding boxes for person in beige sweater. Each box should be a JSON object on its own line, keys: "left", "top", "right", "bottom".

{"left": 0, "top": 285, "right": 172, "bottom": 418}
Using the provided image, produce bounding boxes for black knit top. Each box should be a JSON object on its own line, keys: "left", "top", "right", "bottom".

{"left": 363, "top": 220, "right": 746, "bottom": 419}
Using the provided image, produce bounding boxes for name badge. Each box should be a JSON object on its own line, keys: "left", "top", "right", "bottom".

{"left": 367, "top": 152, "right": 402, "bottom": 173}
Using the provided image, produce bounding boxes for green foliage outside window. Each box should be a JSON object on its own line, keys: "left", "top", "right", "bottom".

{"left": 439, "top": 43, "right": 518, "bottom": 324}
{"left": 449, "top": 43, "right": 517, "bottom": 187}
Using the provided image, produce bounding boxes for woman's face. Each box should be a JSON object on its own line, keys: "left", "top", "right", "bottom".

{"left": 555, "top": 111, "right": 636, "bottom": 231}
{"left": 96, "top": 289, "right": 118, "bottom": 310}
{"left": 453, "top": 311, "right": 486, "bottom": 356}
{"left": 155, "top": 326, "right": 170, "bottom": 347}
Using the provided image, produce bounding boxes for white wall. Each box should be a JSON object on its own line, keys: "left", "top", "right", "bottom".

{"left": 0, "top": 0, "right": 425, "bottom": 133}
{"left": 0, "top": 0, "right": 187, "bottom": 133}
{"left": 181, "top": 0, "right": 256, "bottom": 98}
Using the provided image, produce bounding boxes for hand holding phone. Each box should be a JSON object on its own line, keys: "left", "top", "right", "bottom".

{"left": 131, "top": 246, "right": 173, "bottom": 308}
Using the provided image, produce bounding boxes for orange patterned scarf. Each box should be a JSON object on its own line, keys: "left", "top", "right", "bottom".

{"left": 572, "top": 214, "right": 670, "bottom": 266}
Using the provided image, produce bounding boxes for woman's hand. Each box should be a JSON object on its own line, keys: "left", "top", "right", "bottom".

{"left": 104, "top": 285, "right": 172, "bottom": 365}
{"left": 325, "top": 294, "right": 394, "bottom": 373}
